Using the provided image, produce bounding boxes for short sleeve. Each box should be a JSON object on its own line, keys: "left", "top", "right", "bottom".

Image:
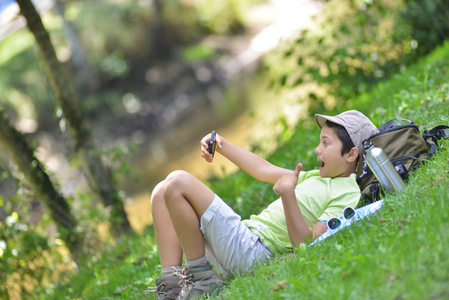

{"left": 297, "top": 170, "right": 321, "bottom": 185}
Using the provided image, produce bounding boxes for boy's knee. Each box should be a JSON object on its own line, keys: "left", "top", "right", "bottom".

{"left": 163, "top": 170, "right": 191, "bottom": 197}
{"left": 150, "top": 181, "right": 165, "bottom": 208}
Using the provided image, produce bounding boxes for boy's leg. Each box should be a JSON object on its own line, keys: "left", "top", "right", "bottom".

{"left": 149, "top": 171, "right": 219, "bottom": 299}
{"left": 146, "top": 185, "right": 183, "bottom": 299}
{"left": 151, "top": 181, "right": 182, "bottom": 269}
{"left": 151, "top": 181, "right": 183, "bottom": 268}
{"left": 162, "top": 170, "right": 216, "bottom": 261}
{"left": 161, "top": 171, "right": 223, "bottom": 299}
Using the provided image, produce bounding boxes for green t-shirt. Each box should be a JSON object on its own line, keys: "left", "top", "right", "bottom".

{"left": 242, "top": 170, "right": 361, "bottom": 253}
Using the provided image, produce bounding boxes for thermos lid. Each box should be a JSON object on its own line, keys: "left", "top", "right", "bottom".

{"left": 363, "top": 139, "right": 374, "bottom": 150}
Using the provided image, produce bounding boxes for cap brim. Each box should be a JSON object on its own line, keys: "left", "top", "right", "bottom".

{"left": 315, "top": 114, "right": 345, "bottom": 129}
{"left": 315, "top": 115, "right": 326, "bottom": 128}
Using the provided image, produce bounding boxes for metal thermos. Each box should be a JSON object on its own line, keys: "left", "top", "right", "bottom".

{"left": 364, "top": 141, "right": 406, "bottom": 192}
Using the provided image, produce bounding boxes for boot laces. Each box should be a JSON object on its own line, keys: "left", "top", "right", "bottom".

{"left": 172, "top": 266, "right": 193, "bottom": 288}
{"left": 143, "top": 281, "right": 166, "bottom": 295}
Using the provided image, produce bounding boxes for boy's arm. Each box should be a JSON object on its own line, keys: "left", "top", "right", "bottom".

{"left": 273, "top": 163, "right": 327, "bottom": 246}
{"left": 273, "top": 163, "right": 312, "bottom": 246}
{"left": 201, "top": 133, "right": 293, "bottom": 185}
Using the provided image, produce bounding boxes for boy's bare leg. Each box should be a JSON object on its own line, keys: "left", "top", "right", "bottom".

{"left": 151, "top": 181, "right": 183, "bottom": 268}
{"left": 162, "top": 170, "right": 216, "bottom": 261}
{"left": 150, "top": 171, "right": 222, "bottom": 299}
{"left": 152, "top": 170, "right": 215, "bottom": 267}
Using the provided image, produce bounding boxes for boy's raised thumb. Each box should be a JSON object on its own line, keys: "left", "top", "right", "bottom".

{"left": 294, "top": 163, "right": 303, "bottom": 175}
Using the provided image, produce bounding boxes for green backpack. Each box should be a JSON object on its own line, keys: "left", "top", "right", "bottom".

{"left": 356, "top": 118, "right": 449, "bottom": 205}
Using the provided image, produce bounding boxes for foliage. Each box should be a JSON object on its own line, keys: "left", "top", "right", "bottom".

{"left": 0, "top": 32, "right": 57, "bottom": 131}
{"left": 66, "top": 0, "right": 261, "bottom": 77}
{"left": 0, "top": 141, "right": 139, "bottom": 299}
{"left": 0, "top": 185, "right": 70, "bottom": 299}
{"left": 265, "top": 0, "right": 449, "bottom": 115}
{"left": 192, "top": 0, "right": 260, "bottom": 34}
{"left": 101, "top": 141, "right": 142, "bottom": 184}
{"left": 0, "top": 0, "right": 260, "bottom": 135}
{"left": 401, "top": 0, "right": 449, "bottom": 57}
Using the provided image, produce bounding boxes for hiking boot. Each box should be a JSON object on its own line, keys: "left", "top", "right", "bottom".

{"left": 177, "top": 262, "right": 223, "bottom": 300}
{"left": 144, "top": 276, "right": 182, "bottom": 300}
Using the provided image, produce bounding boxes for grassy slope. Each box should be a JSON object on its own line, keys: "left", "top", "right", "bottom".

{"left": 40, "top": 42, "right": 449, "bottom": 299}
{"left": 217, "top": 41, "right": 449, "bottom": 300}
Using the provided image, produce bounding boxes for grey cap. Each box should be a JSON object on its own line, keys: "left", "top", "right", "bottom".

{"left": 314, "top": 110, "right": 378, "bottom": 155}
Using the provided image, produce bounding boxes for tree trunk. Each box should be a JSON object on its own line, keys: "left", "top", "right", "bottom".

{"left": 16, "top": 0, "right": 131, "bottom": 234}
{"left": 0, "top": 109, "right": 82, "bottom": 262}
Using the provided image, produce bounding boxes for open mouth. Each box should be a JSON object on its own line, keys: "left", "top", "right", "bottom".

{"left": 319, "top": 160, "right": 325, "bottom": 168}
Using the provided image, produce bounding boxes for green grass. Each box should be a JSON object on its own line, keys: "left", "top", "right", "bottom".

{"left": 39, "top": 41, "right": 449, "bottom": 299}
{"left": 213, "top": 41, "right": 449, "bottom": 300}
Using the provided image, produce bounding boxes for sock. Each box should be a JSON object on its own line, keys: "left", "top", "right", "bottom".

{"left": 161, "top": 266, "right": 182, "bottom": 277}
{"left": 186, "top": 256, "right": 208, "bottom": 268}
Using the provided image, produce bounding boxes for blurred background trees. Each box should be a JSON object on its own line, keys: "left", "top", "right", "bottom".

{"left": 264, "top": 0, "right": 449, "bottom": 116}
{"left": 0, "top": 0, "right": 448, "bottom": 297}
{"left": 16, "top": 0, "right": 131, "bottom": 236}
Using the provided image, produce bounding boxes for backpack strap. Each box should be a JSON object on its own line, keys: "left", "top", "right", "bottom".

{"left": 422, "top": 125, "right": 449, "bottom": 153}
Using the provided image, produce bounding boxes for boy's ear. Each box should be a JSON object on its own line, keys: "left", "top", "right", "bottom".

{"left": 346, "top": 147, "right": 359, "bottom": 162}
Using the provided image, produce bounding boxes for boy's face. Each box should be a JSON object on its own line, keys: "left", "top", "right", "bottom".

{"left": 315, "top": 124, "right": 355, "bottom": 178}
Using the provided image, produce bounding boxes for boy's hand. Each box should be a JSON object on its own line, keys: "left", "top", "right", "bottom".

{"left": 200, "top": 132, "right": 223, "bottom": 163}
{"left": 273, "top": 163, "right": 303, "bottom": 196}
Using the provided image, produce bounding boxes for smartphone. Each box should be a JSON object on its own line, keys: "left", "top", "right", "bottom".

{"left": 208, "top": 131, "right": 216, "bottom": 157}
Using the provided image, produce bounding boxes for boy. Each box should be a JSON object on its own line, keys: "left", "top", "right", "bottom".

{"left": 145, "top": 110, "right": 378, "bottom": 299}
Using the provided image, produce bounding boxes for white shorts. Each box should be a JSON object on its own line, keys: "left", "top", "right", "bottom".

{"left": 200, "top": 195, "right": 273, "bottom": 278}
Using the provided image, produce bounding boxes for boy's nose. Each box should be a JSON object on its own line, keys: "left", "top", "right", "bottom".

{"left": 315, "top": 146, "right": 320, "bottom": 155}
